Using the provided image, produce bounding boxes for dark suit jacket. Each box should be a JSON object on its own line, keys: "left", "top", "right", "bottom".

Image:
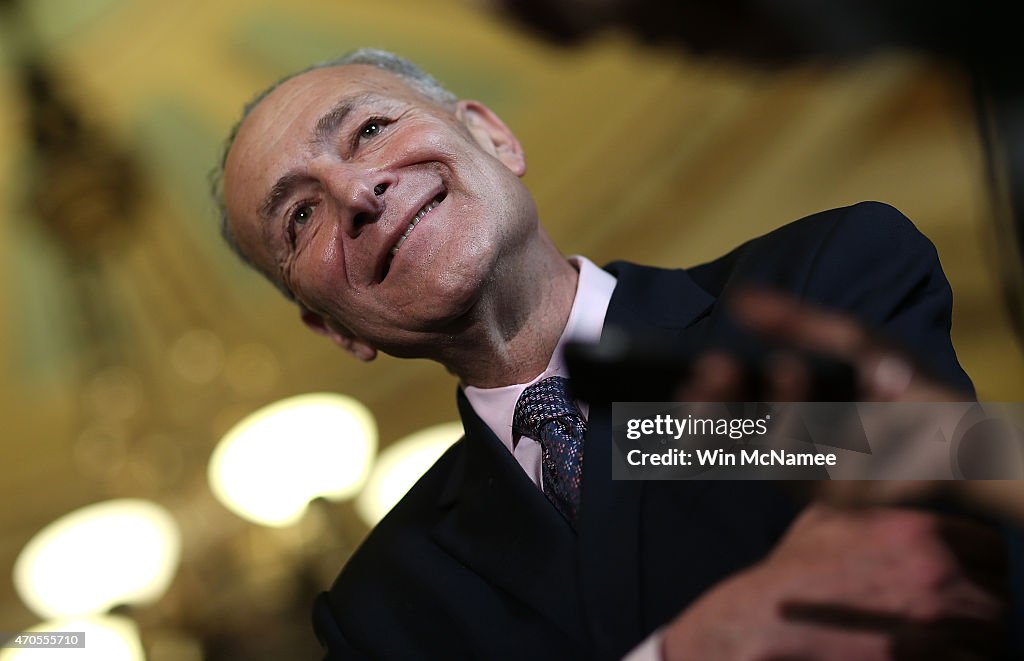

{"left": 313, "top": 202, "right": 972, "bottom": 660}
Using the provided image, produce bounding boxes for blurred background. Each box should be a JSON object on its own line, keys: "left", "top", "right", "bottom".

{"left": 0, "top": 0, "right": 1020, "bottom": 658}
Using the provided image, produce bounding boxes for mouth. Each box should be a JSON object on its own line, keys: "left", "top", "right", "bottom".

{"left": 381, "top": 190, "right": 447, "bottom": 280}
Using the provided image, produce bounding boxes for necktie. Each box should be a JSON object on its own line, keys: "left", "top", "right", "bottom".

{"left": 512, "top": 376, "right": 586, "bottom": 526}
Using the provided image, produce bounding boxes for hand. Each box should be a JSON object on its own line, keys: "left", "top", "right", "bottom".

{"left": 676, "top": 289, "right": 964, "bottom": 403}
{"left": 678, "top": 289, "right": 1024, "bottom": 519}
{"left": 661, "top": 505, "right": 1007, "bottom": 660}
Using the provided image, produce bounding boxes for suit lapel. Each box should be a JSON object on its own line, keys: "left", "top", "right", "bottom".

{"left": 578, "top": 262, "right": 716, "bottom": 656}
{"left": 431, "top": 391, "right": 587, "bottom": 642}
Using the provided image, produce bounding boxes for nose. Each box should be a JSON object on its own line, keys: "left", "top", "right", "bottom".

{"left": 320, "top": 163, "right": 397, "bottom": 237}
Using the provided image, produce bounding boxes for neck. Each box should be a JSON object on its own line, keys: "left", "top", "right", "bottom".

{"left": 440, "top": 232, "right": 579, "bottom": 388}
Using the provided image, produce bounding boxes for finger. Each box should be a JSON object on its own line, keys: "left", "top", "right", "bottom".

{"left": 731, "top": 289, "right": 870, "bottom": 360}
{"left": 763, "top": 620, "right": 891, "bottom": 660}
{"left": 674, "top": 352, "right": 746, "bottom": 401}
{"left": 818, "top": 480, "right": 940, "bottom": 508}
{"left": 780, "top": 602, "right": 1003, "bottom": 660}
{"left": 733, "top": 289, "right": 955, "bottom": 402}
{"left": 766, "top": 351, "right": 813, "bottom": 401}
{"left": 865, "top": 353, "right": 918, "bottom": 400}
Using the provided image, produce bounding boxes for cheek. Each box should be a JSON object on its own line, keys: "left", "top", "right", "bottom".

{"left": 385, "top": 121, "right": 462, "bottom": 163}
{"left": 317, "top": 226, "right": 341, "bottom": 270}
{"left": 423, "top": 211, "right": 506, "bottom": 302}
{"left": 476, "top": 168, "right": 537, "bottom": 239}
{"left": 290, "top": 226, "right": 348, "bottom": 301}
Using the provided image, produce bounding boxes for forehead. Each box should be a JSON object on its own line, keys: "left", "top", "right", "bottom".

{"left": 243, "top": 64, "right": 433, "bottom": 141}
{"left": 222, "top": 65, "right": 439, "bottom": 272}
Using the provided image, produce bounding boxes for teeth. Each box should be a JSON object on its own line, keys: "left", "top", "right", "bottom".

{"left": 389, "top": 199, "right": 441, "bottom": 257}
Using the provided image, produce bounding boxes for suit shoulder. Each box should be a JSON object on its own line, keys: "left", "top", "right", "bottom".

{"left": 819, "top": 201, "right": 933, "bottom": 250}
{"left": 755, "top": 201, "right": 932, "bottom": 255}
{"left": 793, "top": 201, "right": 941, "bottom": 280}
{"left": 686, "top": 202, "right": 936, "bottom": 291}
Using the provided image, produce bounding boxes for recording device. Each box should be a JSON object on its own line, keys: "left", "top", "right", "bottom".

{"left": 564, "top": 327, "right": 858, "bottom": 403}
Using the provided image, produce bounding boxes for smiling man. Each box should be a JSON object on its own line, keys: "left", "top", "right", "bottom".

{"left": 221, "top": 56, "right": 573, "bottom": 384}
{"left": 216, "top": 50, "right": 1002, "bottom": 660}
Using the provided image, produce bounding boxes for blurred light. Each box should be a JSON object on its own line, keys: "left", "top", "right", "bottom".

{"left": 169, "top": 329, "right": 224, "bottom": 384}
{"left": 73, "top": 424, "right": 129, "bottom": 479}
{"left": 85, "top": 366, "right": 142, "bottom": 421}
{"left": 209, "top": 393, "right": 377, "bottom": 527}
{"left": 146, "top": 629, "right": 203, "bottom": 661}
{"left": 129, "top": 433, "right": 186, "bottom": 490}
{"left": 13, "top": 500, "right": 180, "bottom": 620}
{"left": 224, "top": 343, "right": 279, "bottom": 396}
{"left": 0, "top": 615, "right": 145, "bottom": 661}
{"left": 356, "top": 422, "right": 462, "bottom": 527}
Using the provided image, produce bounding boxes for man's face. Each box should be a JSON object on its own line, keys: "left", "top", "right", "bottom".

{"left": 223, "top": 65, "right": 535, "bottom": 359}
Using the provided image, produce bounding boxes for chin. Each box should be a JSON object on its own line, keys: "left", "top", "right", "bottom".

{"left": 435, "top": 231, "right": 501, "bottom": 300}
{"left": 400, "top": 259, "right": 494, "bottom": 337}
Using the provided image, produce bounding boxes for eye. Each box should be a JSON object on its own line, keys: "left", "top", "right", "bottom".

{"left": 358, "top": 117, "right": 390, "bottom": 142}
{"left": 287, "top": 202, "right": 317, "bottom": 246}
{"left": 361, "top": 121, "right": 382, "bottom": 138}
{"left": 293, "top": 204, "right": 315, "bottom": 225}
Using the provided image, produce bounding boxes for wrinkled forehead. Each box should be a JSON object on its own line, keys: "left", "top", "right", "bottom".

{"left": 222, "top": 65, "right": 433, "bottom": 274}
{"left": 239, "top": 64, "right": 431, "bottom": 146}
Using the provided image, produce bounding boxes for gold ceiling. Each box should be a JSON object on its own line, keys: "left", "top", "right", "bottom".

{"left": 1, "top": 0, "right": 1020, "bottom": 657}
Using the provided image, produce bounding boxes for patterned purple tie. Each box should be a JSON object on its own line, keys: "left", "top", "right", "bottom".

{"left": 512, "top": 376, "right": 586, "bottom": 527}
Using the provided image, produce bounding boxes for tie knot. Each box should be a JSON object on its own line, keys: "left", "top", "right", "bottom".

{"left": 512, "top": 376, "right": 583, "bottom": 442}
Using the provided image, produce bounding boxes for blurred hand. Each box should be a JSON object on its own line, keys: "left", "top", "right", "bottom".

{"left": 664, "top": 297, "right": 1013, "bottom": 658}
{"left": 676, "top": 289, "right": 963, "bottom": 403}
{"left": 661, "top": 504, "right": 1007, "bottom": 660}
{"left": 676, "top": 288, "right": 1024, "bottom": 519}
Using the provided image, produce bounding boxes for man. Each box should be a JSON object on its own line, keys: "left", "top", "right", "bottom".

{"left": 216, "top": 49, "right": 1001, "bottom": 659}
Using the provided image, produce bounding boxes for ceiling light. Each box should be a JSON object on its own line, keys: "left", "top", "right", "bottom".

{"left": 13, "top": 500, "right": 179, "bottom": 620}
{"left": 209, "top": 393, "right": 377, "bottom": 527}
{"left": 355, "top": 421, "right": 462, "bottom": 527}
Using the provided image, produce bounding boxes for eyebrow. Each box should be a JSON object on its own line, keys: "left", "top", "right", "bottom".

{"left": 257, "top": 92, "right": 383, "bottom": 222}
{"left": 312, "top": 93, "right": 379, "bottom": 149}
{"left": 258, "top": 172, "right": 308, "bottom": 222}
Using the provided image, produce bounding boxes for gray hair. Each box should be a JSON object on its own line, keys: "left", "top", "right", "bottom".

{"left": 210, "top": 48, "right": 458, "bottom": 301}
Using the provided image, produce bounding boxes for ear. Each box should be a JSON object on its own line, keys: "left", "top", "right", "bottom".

{"left": 300, "top": 308, "right": 378, "bottom": 362}
{"left": 456, "top": 100, "right": 526, "bottom": 176}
